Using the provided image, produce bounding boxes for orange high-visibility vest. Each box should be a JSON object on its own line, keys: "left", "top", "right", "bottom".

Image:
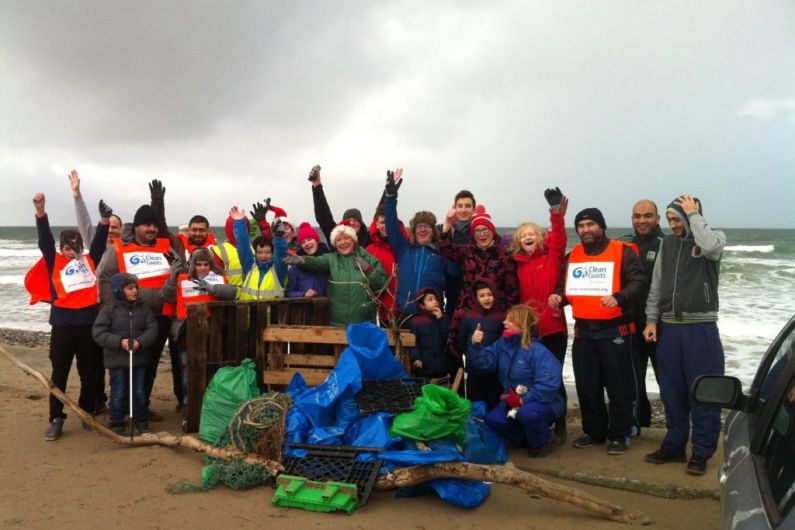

{"left": 174, "top": 272, "right": 226, "bottom": 319}
{"left": 114, "top": 238, "right": 171, "bottom": 288}
{"left": 565, "top": 240, "right": 635, "bottom": 320}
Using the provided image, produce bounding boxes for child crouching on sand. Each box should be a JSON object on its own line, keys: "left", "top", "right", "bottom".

{"left": 92, "top": 273, "right": 157, "bottom": 435}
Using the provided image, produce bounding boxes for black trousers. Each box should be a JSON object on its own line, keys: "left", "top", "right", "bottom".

{"left": 49, "top": 325, "right": 100, "bottom": 422}
{"left": 572, "top": 333, "right": 638, "bottom": 441}
{"left": 144, "top": 315, "right": 172, "bottom": 410}
{"left": 465, "top": 372, "right": 502, "bottom": 409}
{"left": 168, "top": 336, "right": 184, "bottom": 404}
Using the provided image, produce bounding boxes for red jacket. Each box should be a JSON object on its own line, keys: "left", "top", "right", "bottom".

{"left": 366, "top": 219, "right": 408, "bottom": 322}
{"left": 512, "top": 210, "right": 567, "bottom": 338}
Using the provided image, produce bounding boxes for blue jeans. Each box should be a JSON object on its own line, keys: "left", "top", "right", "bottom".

{"left": 109, "top": 366, "right": 146, "bottom": 424}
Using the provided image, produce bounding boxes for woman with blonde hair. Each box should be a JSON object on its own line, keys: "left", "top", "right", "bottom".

{"left": 511, "top": 187, "right": 569, "bottom": 440}
{"left": 468, "top": 303, "right": 563, "bottom": 457}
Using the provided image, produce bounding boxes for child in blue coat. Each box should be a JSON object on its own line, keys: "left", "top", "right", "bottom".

{"left": 468, "top": 303, "right": 563, "bottom": 457}
{"left": 408, "top": 287, "right": 452, "bottom": 379}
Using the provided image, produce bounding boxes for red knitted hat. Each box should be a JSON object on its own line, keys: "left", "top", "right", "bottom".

{"left": 470, "top": 206, "right": 496, "bottom": 236}
{"left": 296, "top": 222, "right": 320, "bottom": 243}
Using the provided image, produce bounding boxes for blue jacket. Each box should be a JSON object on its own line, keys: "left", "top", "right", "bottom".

{"left": 234, "top": 218, "right": 288, "bottom": 286}
{"left": 286, "top": 242, "right": 330, "bottom": 298}
{"left": 408, "top": 311, "right": 452, "bottom": 377}
{"left": 468, "top": 334, "right": 564, "bottom": 418}
{"left": 384, "top": 194, "right": 458, "bottom": 314}
{"left": 457, "top": 308, "right": 505, "bottom": 375}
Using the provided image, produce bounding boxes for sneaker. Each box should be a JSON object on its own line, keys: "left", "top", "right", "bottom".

{"left": 607, "top": 439, "right": 628, "bottom": 455}
{"left": 686, "top": 454, "right": 708, "bottom": 475}
{"left": 134, "top": 421, "right": 153, "bottom": 435}
{"left": 45, "top": 418, "right": 65, "bottom": 441}
{"left": 572, "top": 434, "right": 604, "bottom": 448}
{"left": 109, "top": 422, "right": 127, "bottom": 435}
{"left": 646, "top": 447, "right": 687, "bottom": 465}
{"left": 146, "top": 410, "right": 165, "bottom": 422}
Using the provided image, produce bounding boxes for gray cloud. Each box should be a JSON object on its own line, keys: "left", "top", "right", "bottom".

{"left": 1, "top": 0, "right": 793, "bottom": 228}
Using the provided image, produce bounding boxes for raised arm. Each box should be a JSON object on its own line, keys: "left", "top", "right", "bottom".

{"left": 309, "top": 166, "right": 336, "bottom": 244}
{"left": 69, "top": 169, "right": 96, "bottom": 246}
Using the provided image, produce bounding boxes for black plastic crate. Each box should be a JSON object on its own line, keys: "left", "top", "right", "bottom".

{"left": 355, "top": 378, "right": 424, "bottom": 415}
{"left": 282, "top": 445, "right": 382, "bottom": 506}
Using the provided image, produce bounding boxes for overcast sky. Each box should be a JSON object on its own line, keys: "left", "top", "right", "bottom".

{"left": 1, "top": 0, "right": 793, "bottom": 229}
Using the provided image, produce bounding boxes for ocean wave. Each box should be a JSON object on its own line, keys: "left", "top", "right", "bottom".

{"left": 0, "top": 248, "right": 43, "bottom": 258}
{"left": 725, "top": 245, "right": 775, "bottom": 253}
{"left": 0, "top": 275, "right": 24, "bottom": 286}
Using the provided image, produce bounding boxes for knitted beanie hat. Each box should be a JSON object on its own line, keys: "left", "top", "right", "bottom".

{"left": 296, "top": 222, "right": 321, "bottom": 243}
{"left": 574, "top": 208, "right": 606, "bottom": 230}
{"left": 329, "top": 220, "right": 358, "bottom": 247}
{"left": 470, "top": 206, "right": 496, "bottom": 236}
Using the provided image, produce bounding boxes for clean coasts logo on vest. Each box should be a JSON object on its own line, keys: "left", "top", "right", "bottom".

{"left": 566, "top": 262, "right": 615, "bottom": 295}
{"left": 60, "top": 257, "right": 96, "bottom": 292}
{"left": 124, "top": 251, "right": 169, "bottom": 279}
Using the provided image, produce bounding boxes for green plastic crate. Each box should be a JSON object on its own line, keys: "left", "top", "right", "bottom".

{"left": 272, "top": 475, "right": 358, "bottom": 514}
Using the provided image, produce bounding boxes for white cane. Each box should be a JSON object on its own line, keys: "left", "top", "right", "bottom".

{"left": 128, "top": 314, "right": 134, "bottom": 441}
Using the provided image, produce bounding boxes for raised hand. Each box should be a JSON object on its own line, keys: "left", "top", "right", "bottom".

{"left": 229, "top": 206, "right": 246, "bottom": 221}
{"left": 148, "top": 179, "right": 166, "bottom": 200}
{"left": 32, "top": 192, "right": 46, "bottom": 215}
{"left": 385, "top": 168, "right": 403, "bottom": 196}
{"left": 544, "top": 187, "right": 563, "bottom": 211}
{"left": 250, "top": 199, "right": 271, "bottom": 222}
{"left": 307, "top": 164, "right": 322, "bottom": 185}
{"left": 271, "top": 219, "right": 286, "bottom": 238}
{"left": 98, "top": 199, "right": 113, "bottom": 220}
{"left": 68, "top": 170, "right": 81, "bottom": 197}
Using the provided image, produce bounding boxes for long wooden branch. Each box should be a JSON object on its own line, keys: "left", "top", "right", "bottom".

{"left": 1, "top": 343, "right": 649, "bottom": 524}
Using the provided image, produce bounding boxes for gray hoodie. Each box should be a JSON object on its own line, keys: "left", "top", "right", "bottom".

{"left": 645, "top": 199, "right": 726, "bottom": 324}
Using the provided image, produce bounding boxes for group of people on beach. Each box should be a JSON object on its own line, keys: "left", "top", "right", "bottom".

{"left": 29, "top": 165, "right": 726, "bottom": 476}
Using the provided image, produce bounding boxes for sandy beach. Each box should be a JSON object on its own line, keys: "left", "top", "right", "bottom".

{"left": 0, "top": 331, "right": 721, "bottom": 530}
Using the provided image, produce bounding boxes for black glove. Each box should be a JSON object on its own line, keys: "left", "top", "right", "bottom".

{"left": 148, "top": 179, "right": 166, "bottom": 201}
{"left": 385, "top": 170, "right": 402, "bottom": 196}
{"left": 98, "top": 199, "right": 113, "bottom": 220}
{"left": 282, "top": 254, "right": 305, "bottom": 267}
{"left": 307, "top": 164, "right": 321, "bottom": 182}
{"left": 192, "top": 277, "right": 216, "bottom": 294}
{"left": 544, "top": 187, "right": 563, "bottom": 210}
{"left": 272, "top": 220, "right": 286, "bottom": 238}
{"left": 250, "top": 198, "right": 271, "bottom": 223}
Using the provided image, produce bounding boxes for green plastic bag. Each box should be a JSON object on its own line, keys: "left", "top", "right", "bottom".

{"left": 390, "top": 385, "right": 472, "bottom": 444}
{"left": 198, "top": 358, "right": 260, "bottom": 443}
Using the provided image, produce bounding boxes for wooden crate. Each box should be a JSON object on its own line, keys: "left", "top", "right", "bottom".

{"left": 183, "top": 297, "right": 330, "bottom": 432}
{"left": 263, "top": 325, "right": 416, "bottom": 389}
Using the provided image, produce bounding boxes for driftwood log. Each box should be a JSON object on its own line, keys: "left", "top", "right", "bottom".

{"left": 1, "top": 343, "right": 649, "bottom": 525}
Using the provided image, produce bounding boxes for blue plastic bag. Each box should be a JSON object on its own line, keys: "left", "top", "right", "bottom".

{"left": 463, "top": 417, "right": 508, "bottom": 464}
{"left": 397, "top": 479, "right": 491, "bottom": 508}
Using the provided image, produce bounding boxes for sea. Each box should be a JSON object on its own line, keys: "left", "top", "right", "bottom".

{"left": 1, "top": 226, "right": 793, "bottom": 393}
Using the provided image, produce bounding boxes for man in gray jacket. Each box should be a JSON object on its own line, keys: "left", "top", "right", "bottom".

{"left": 642, "top": 195, "right": 726, "bottom": 476}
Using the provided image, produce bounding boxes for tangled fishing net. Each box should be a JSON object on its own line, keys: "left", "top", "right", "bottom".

{"left": 169, "top": 392, "right": 292, "bottom": 493}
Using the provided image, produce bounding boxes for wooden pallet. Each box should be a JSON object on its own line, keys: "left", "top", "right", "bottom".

{"left": 263, "top": 325, "right": 416, "bottom": 388}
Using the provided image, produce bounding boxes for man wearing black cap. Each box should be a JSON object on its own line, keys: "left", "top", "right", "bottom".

{"left": 549, "top": 207, "right": 647, "bottom": 455}
{"left": 643, "top": 195, "right": 725, "bottom": 476}
{"left": 99, "top": 202, "right": 177, "bottom": 421}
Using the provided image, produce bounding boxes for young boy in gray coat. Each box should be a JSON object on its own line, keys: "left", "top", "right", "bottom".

{"left": 92, "top": 273, "right": 158, "bottom": 435}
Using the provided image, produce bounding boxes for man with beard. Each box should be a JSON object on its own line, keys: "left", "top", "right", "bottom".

{"left": 99, "top": 204, "right": 177, "bottom": 422}
{"left": 549, "top": 208, "right": 646, "bottom": 455}
{"left": 176, "top": 215, "right": 216, "bottom": 259}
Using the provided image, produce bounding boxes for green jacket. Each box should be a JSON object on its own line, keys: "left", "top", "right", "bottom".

{"left": 300, "top": 247, "right": 389, "bottom": 327}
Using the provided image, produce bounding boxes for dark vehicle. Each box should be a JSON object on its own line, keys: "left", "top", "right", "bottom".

{"left": 694, "top": 315, "right": 795, "bottom": 529}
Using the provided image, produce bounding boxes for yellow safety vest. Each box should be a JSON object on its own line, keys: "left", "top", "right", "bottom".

{"left": 239, "top": 265, "right": 285, "bottom": 300}
{"left": 211, "top": 241, "right": 245, "bottom": 287}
